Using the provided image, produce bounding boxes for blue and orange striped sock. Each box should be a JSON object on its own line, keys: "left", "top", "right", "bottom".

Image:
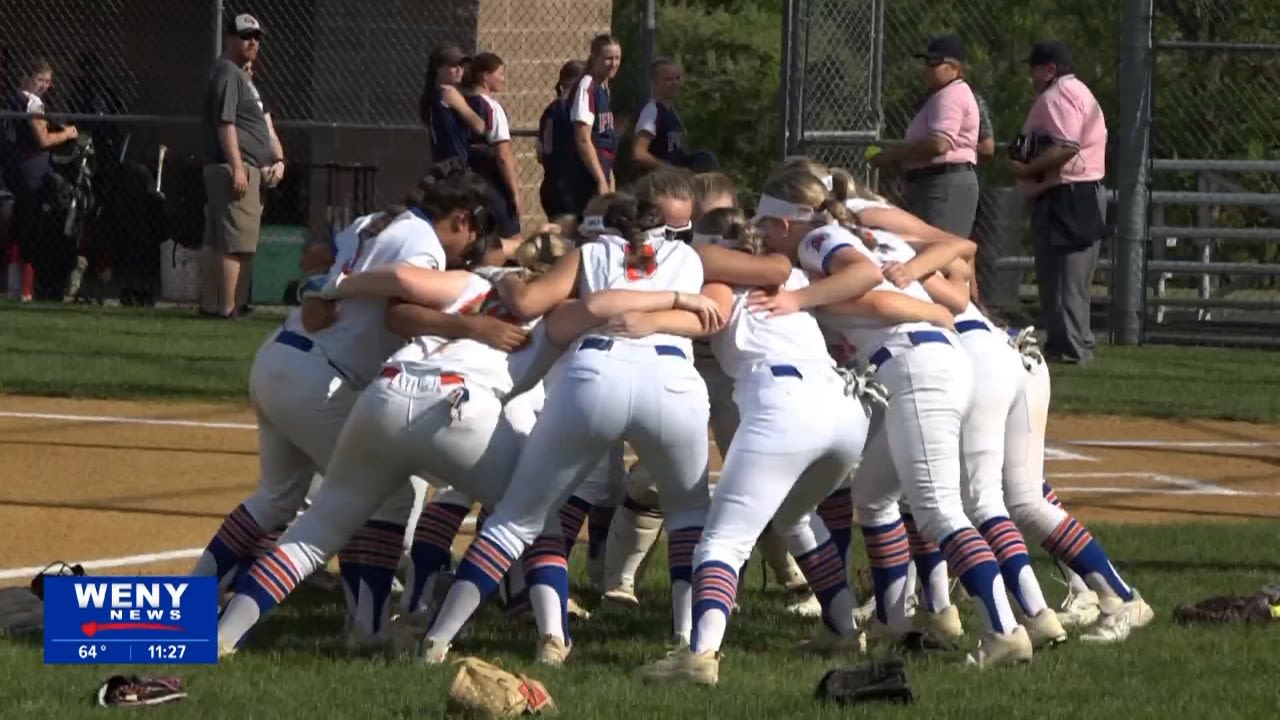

{"left": 199, "top": 504, "right": 271, "bottom": 587}
{"left": 795, "top": 540, "right": 855, "bottom": 635}
{"left": 559, "top": 496, "right": 591, "bottom": 558}
{"left": 979, "top": 516, "right": 1047, "bottom": 617}
{"left": 234, "top": 544, "right": 305, "bottom": 616}
{"left": 818, "top": 489, "right": 854, "bottom": 568}
{"left": 426, "top": 533, "right": 517, "bottom": 643}
{"left": 1042, "top": 484, "right": 1090, "bottom": 594}
{"left": 903, "top": 514, "right": 949, "bottom": 612}
{"left": 405, "top": 502, "right": 470, "bottom": 613}
{"left": 1042, "top": 515, "right": 1133, "bottom": 602}
{"left": 667, "top": 526, "right": 702, "bottom": 642}
{"left": 523, "top": 536, "right": 571, "bottom": 644}
{"left": 338, "top": 520, "right": 406, "bottom": 636}
{"left": 940, "top": 527, "right": 1017, "bottom": 634}
{"left": 860, "top": 520, "right": 911, "bottom": 627}
{"left": 587, "top": 505, "right": 615, "bottom": 562}
{"left": 691, "top": 560, "right": 737, "bottom": 653}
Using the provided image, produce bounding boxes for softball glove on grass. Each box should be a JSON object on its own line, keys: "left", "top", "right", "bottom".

{"left": 1174, "top": 584, "right": 1280, "bottom": 625}
{"left": 814, "top": 654, "right": 913, "bottom": 706}
{"left": 95, "top": 675, "right": 186, "bottom": 707}
{"left": 446, "top": 657, "right": 557, "bottom": 718}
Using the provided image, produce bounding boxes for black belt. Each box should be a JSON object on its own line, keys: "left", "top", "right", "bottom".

{"left": 904, "top": 163, "right": 975, "bottom": 182}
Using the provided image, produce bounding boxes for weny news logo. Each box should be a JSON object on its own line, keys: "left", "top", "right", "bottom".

{"left": 73, "top": 581, "right": 189, "bottom": 637}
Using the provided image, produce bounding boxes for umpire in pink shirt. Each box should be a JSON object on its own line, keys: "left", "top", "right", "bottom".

{"left": 873, "top": 34, "right": 981, "bottom": 237}
{"left": 1010, "top": 41, "right": 1107, "bottom": 364}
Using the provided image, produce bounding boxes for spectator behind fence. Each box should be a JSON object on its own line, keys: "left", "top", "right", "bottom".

{"left": 537, "top": 59, "right": 587, "bottom": 219}
{"left": 872, "top": 34, "right": 981, "bottom": 240}
{"left": 245, "top": 61, "right": 285, "bottom": 194}
{"left": 567, "top": 34, "right": 622, "bottom": 216}
{"left": 418, "top": 44, "right": 485, "bottom": 166}
{"left": 463, "top": 52, "right": 522, "bottom": 240}
{"left": 199, "top": 13, "right": 277, "bottom": 319}
{"left": 632, "top": 59, "right": 719, "bottom": 176}
{"left": 2, "top": 57, "right": 79, "bottom": 302}
{"left": 1011, "top": 41, "right": 1107, "bottom": 365}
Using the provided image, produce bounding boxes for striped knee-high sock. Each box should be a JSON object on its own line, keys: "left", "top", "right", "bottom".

{"left": 338, "top": 520, "right": 406, "bottom": 637}
{"left": 979, "top": 517, "right": 1047, "bottom": 617}
{"left": 817, "top": 489, "right": 854, "bottom": 568}
{"left": 587, "top": 505, "right": 615, "bottom": 561}
{"left": 903, "top": 513, "right": 950, "bottom": 612}
{"left": 667, "top": 526, "right": 702, "bottom": 643}
{"left": 523, "top": 536, "right": 571, "bottom": 644}
{"left": 860, "top": 520, "right": 911, "bottom": 629}
{"left": 197, "top": 504, "right": 273, "bottom": 588}
{"left": 427, "top": 534, "right": 517, "bottom": 644}
{"left": 940, "top": 528, "right": 1017, "bottom": 635}
{"left": 404, "top": 503, "right": 470, "bottom": 613}
{"left": 559, "top": 496, "right": 591, "bottom": 558}
{"left": 691, "top": 560, "right": 736, "bottom": 654}
{"left": 794, "top": 540, "right": 856, "bottom": 636}
{"left": 218, "top": 545, "right": 306, "bottom": 650}
{"left": 1043, "top": 484, "right": 1091, "bottom": 595}
{"left": 1042, "top": 516, "right": 1134, "bottom": 602}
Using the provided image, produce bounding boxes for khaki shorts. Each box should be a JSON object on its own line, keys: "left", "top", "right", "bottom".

{"left": 203, "top": 163, "right": 263, "bottom": 255}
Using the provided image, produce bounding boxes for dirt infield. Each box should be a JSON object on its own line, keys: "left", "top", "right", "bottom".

{"left": 1, "top": 395, "right": 1277, "bottom": 587}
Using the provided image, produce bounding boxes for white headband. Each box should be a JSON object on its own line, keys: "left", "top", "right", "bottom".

{"left": 820, "top": 175, "right": 834, "bottom": 191}
{"left": 598, "top": 226, "right": 668, "bottom": 249}
{"left": 692, "top": 231, "right": 727, "bottom": 248}
{"left": 752, "top": 194, "right": 817, "bottom": 224}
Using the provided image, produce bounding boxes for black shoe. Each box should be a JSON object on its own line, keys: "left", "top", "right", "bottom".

{"left": 198, "top": 308, "right": 238, "bottom": 320}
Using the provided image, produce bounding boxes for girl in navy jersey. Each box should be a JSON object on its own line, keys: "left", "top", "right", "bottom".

{"left": 632, "top": 59, "right": 687, "bottom": 172}
{"left": 418, "top": 44, "right": 486, "bottom": 165}
{"left": 538, "top": 60, "right": 586, "bottom": 219}
{"left": 462, "top": 52, "right": 522, "bottom": 240}
{"left": 567, "top": 34, "right": 622, "bottom": 216}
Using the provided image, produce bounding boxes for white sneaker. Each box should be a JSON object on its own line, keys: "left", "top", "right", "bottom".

{"left": 966, "top": 625, "right": 1034, "bottom": 668}
{"left": 1059, "top": 589, "right": 1101, "bottom": 628}
{"left": 798, "top": 629, "right": 867, "bottom": 657}
{"left": 914, "top": 605, "right": 964, "bottom": 640}
{"left": 567, "top": 596, "right": 592, "bottom": 620}
{"left": 536, "top": 634, "right": 572, "bottom": 666}
{"left": 1080, "top": 592, "right": 1155, "bottom": 644}
{"left": 603, "top": 587, "right": 640, "bottom": 607}
{"left": 1021, "top": 609, "right": 1068, "bottom": 649}
{"left": 419, "top": 637, "right": 450, "bottom": 665}
{"left": 216, "top": 641, "right": 238, "bottom": 660}
{"left": 853, "top": 596, "right": 877, "bottom": 625}
{"left": 636, "top": 647, "right": 720, "bottom": 685}
{"left": 786, "top": 594, "right": 823, "bottom": 618}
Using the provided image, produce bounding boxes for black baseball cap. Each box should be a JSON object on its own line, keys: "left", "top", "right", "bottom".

{"left": 430, "top": 44, "right": 470, "bottom": 67}
{"left": 224, "top": 13, "right": 264, "bottom": 38}
{"left": 914, "top": 34, "right": 966, "bottom": 63}
{"left": 1028, "top": 41, "right": 1072, "bottom": 68}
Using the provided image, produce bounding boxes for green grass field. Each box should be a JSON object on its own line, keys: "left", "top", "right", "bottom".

{"left": 2, "top": 303, "right": 1277, "bottom": 421}
{"left": 1, "top": 303, "right": 1278, "bottom": 718}
{"left": 3, "top": 526, "right": 1280, "bottom": 719}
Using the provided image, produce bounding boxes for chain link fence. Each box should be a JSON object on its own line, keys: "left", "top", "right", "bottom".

{"left": 0, "top": 0, "right": 608, "bottom": 306}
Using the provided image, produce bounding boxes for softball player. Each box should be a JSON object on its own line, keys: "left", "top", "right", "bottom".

{"left": 538, "top": 60, "right": 587, "bottom": 219}
{"left": 197, "top": 166, "right": 502, "bottom": 648}
{"left": 861, "top": 213, "right": 1068, "bottom": 648}
{"left": 638, "top": 208, "right": 875, "bottom": 685}
{"left": 218, "top": 223, "right": 701, "bottom": 657}
{"left": 419, "top": 44, "right": 486, "bottom": 165}
{"left": 567, "top": 34, "right": 622, "bottom": 215}
{"left": 463, "top": 52, "right": 522, "bottom": 239}
{"left": 750, "top": 167, "right": 1033, "bottom": 668}
{"left": 420, "top": 195, "right": 721, "bottom": 666}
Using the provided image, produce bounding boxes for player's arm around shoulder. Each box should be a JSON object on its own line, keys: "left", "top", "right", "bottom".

{"left": 751, "top": 242, "right": 882, "bottom": 317}
{"left": 695, "top": 243, "right": 791, "bottom": 288}
{"left": 496, "top": 248, "right": 582, "bottom": 320}
{"left": 328, "top": 263, "right": 471, "bottom": 307}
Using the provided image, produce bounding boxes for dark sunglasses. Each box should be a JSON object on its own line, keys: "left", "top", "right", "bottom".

{"left": 923, "top": 57, "right": 956, "bottom": 68}
{"left": 239, "top": 33, "right": 263, "bottom": 43}
{"left": 666, "top": 223, "right": 694, "bottom": 244}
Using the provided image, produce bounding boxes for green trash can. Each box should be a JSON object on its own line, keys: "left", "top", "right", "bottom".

{"left": 253, "top": 225, "right": 308, "bottom": 305}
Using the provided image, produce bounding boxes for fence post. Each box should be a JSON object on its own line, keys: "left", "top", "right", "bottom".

{"left": 1112, "top": 0, "right": 1153, "bottom": 345}
{"left": 213, "top": 1, "right": 223, "bottom": 58}
{"left": 641, "top": 0, "right": 656, "bottom": 100}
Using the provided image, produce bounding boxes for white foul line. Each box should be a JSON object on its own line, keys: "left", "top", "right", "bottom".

{"left": 0, "top": 548, "right": 204, "bottom": 581}
{"left": 0, "top": 411, "right": 256, "bottom": 431}
{"left": 1064, "top": 440, "right": 1280, "bottom": 449}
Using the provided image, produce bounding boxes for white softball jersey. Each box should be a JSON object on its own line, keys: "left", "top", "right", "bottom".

{"left": 578, "top": 233, "right": 705, "bottom": 357}
{"left": 280, "top": 211, "right": 445, "bottom": 388}
{"left": 798, "top": 225, "right": 934, "bottom": 365}
{"left": 710, "top": 268, "right": 836, "bottom": 382}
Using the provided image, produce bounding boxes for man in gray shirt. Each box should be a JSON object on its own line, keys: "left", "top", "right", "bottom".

{"left": 199, "top": 13, "right": 280, "bottom": 318}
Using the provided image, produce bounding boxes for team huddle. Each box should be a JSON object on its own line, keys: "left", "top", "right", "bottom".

{"left": 188, "top": 145, "right": 1153, "bottom": 684}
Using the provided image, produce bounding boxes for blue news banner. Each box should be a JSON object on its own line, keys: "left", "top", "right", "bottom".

{"left": 43, "top": 576, "right": 219, "bottom": 665}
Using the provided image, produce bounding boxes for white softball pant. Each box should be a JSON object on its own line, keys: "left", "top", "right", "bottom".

{"left": 696, "top": 365, "right": 869, "bottom": 570}
{"left": 956, "top": 326, "right": 1030, "bottom": 525}
{"left": 1000, "top": 356, "right": 1068, "bottom": 541}
{"left": 480, "top": 338, "right": 711, "bottom": 555}
{"left": 853, "top": 335, "right": 975, "bottom": 543}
